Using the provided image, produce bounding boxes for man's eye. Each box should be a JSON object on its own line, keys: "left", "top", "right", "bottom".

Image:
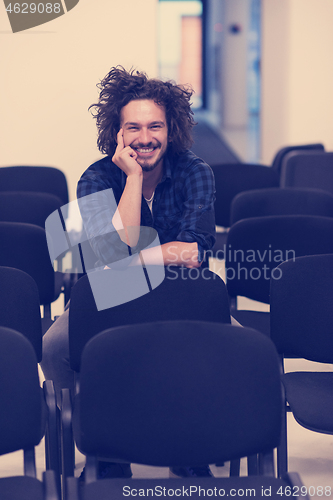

{"left": 151, "top": 125, "right": 161, "bottom": 129}
{"left": 128, "top": 127, "right": 138, "bottom": 130}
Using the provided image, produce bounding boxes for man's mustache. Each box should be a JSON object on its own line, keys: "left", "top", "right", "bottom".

{"left": 130, "top": 141, "right": 161, "bottom": 149}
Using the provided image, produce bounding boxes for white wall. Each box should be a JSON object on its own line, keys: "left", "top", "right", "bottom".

{"left": 0, "top": 0, "right": 158, "bottom": 201}
{"left": 261, "top": 0, "right": 333, "bottom": 164}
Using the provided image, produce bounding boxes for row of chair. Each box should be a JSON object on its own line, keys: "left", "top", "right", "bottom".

{"left": 0, "top": 151, "right": 331, "bottom": 498}
{"left": 209, "top": 144, "right": 333, "bottom": 483}
{"left": 0, "top": 166, "right": 69, "bottom": 499}
{"left": 1, "top": 146, "right": 332, "bottom": 318}
{"left": 0, "top": 192, "right": 327, "bottom": 333}
{"left": 0, "top": 258, "right": 324, "bottom": 488}
{"left": 2, "top": 258, "right": 324, "bottom": 499}
{"left": 0, "top": 166, "right": 70, "bottom": 322}
{"left": 212, "top": 145, "right": 333, "bottom": 239}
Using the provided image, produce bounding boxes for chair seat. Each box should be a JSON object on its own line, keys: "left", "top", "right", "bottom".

{"left": 0, "top": 476, "right": 45, "bottom": 500}
{"left": 78, "top": 475, "right": 305, "bottom": 500}
{"left": 231, "top": 310, "right": 270, "bottom": 337}
{"left": 282, "top": 372, "right": 333, "bottom": 434}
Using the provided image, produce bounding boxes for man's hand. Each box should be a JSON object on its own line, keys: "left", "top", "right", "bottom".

{"left": 112, "top": 129, "right": 142, "bottom": 177}
{"left": 164, "top": 242, "right": 201, "bottom": 268}
{"left": 136, "top": 242, "right": 201, "bottom": 268}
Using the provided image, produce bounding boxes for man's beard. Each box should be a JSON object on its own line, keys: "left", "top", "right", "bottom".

{"left": 140, "top": 156, "right": 164, "bottom": 172}
{"left": 132, "top": 143, "right": 166, "bottom": 172}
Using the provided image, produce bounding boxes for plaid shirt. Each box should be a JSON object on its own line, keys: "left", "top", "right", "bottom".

{"left": 77, "top": 149, "right": 216, "bottom": 265}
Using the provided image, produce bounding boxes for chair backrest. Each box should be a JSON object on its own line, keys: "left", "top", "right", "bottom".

{"left": 271, "top": 143, "right": 325, "bottom": 177}
{"left": 225, "top": 215, "right": 333, "bottom": 304}
{"left": 69, "top": 267, "right": 231, "bottom": 372}
{"left": 0, "top": 326, "right": 42, "bottom": 456}
{"left": 280, "top": 152, "right": 333, "bottom": 194}
{"left": 230, "top": 187, "right": 333, "bottom": 225}
{"left": 0, "top": 267, "right": 43, "bottom": 361}
{"left": 0, "top": 191, "right": 63, "bottom": 228}
{"left": 212, "top": 164, "right": 279, "bottom": 228}
{"left": 270, "top": 254, "right": 333, "bottom": 363}
{"left": 0, "top": 166, "right": 69, "bottom": 206}
{"left": 0, "top": 222, "right": 57, "bottom": 306}
{"left": 78, "top": 321, "right": 282, "bottom": 466}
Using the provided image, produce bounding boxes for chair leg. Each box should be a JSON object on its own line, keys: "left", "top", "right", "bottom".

{"left": 44, "top": 381, "right": 62, "bottom": 497}
{"left": 85, "top": 455, "right": 98, "bottom": 484}
{"left": 66, "top": 476, "right": 80, "bottom": 500}
{"left": 43, "top": 470, "right": 61, "bottom": 500}
{"left": 277, "top": 401, "right": 288, "bottom": 477}
{"left": 24, "top": 448, "right": 37, "bottom": 478}
{"left": 259, "top": 450, "right": 275, "bottom": 477}
{"left": 61, "top": 388, "right": 75, "bottom": 477}
{"left": 247, "top": 454, "right": 259, "bottom": 475}
{"left": 229, "top": 458, "right": 241, "bottom": 476}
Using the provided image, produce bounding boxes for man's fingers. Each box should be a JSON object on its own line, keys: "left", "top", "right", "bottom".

{"left": 128, "top": 148, "right": 137, "bottom": 159}
{"left": 115, "top": 129, "right": 137, "bottom": 158}
{"left": 116, "top": 128, "right": 124, "bottom": 149}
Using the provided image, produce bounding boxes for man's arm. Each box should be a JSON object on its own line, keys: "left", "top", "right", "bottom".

{"left": 161, "top": 241, "right": 201, "bottom": 268}
{"left": 111, "top": 129, "right": 143, "bottom": 247}
{"left": 140, "top": 241, "right": 201, "bottom": 268}
{"left": 111, "top": 130, "right": 201, "bottom": 268}
{"left": 104, "top": 238, "right": 200, "bottom": 270}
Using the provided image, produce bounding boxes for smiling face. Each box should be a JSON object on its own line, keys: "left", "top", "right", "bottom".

{"left": 120, "top": 99, "right": 169, "bottom": 172}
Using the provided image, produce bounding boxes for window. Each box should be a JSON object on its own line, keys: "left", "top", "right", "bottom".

{"left": 158, "top": 0, "right": 203, "bottom": 108}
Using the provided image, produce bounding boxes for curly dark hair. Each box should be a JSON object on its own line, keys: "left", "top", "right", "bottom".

{"left": 89, "top": 66, "right": 196, "bottom": 156}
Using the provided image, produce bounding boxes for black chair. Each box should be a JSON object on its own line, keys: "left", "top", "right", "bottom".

{"left": 0, "top": 166, "right": 69, "bottom": 207}
{"left": 0, "top": 190, "right": 75, "bottom": 303}
{"left": 61, "top": 266, "right": 231, "bottom": 485}
{"left": 271, "top": 143, "right": 325, "bottom": 178}
{"left": 66, "top": 321, "right": 308, "bottom": 499}
{"left": 0, "top": 326, "right": 60, "bottom": 500}
{"left": 68, "top": 266, "right": 231, "bottom": 374}
{"left": 0, "top": 266, "right": 61, "bottom": 490}
{"left": 0, "top": 266, "right": 43, "bottom": 361}
{"left": 230, "top": 187, "right": 333, "bottom": 225}
{"left": 0, "top": 166, "right": 71, "bottom": 275}
{"left": 225, "top": 215, "right": 333, "bottom": 336}
{"left": 270, "top": 254, "right": 333, "bottom": 477}
{"left": 0, "top": 222, "right": 63, "bottom": 332}
{"left": 280, "top": 151, "right": 333, "bottom": 195}
{"left": 211, "top": 163, "right": 279, "bottom": 255}
{"left": 211, "top": 145, "right": 324, "bottom": 255}
{"left": 0, "top": 191, "right": 63, "bottom": 228}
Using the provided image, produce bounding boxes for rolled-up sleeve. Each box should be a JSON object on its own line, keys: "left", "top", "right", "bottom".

{"left": 176, "top": 162, "right": 216, "bottom": 262}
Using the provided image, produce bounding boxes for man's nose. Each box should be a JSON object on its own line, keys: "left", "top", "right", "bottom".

{"left": 138, "top": 128, "right": 151, "bottom": 144}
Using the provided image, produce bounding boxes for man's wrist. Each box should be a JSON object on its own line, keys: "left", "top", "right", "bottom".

{"left": 126, "top": 171, "right": 143, "bottom": 182}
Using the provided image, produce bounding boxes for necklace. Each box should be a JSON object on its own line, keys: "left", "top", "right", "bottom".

{"left": 144, "top": 191, "right": 155, "bottom": 203}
